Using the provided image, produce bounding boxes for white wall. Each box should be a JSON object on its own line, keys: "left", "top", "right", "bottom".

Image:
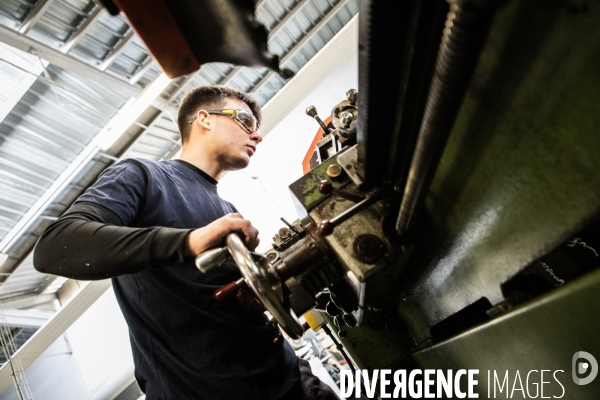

{"left": 219, "top": 51, "right": 358, "bottom": 252}
{"left": 0, "top": 336, "right": 88, "bottom": 400}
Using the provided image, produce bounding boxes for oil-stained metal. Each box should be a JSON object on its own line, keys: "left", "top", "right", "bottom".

{"left": 353, "top": 234, "right": 385, "bottom": 263}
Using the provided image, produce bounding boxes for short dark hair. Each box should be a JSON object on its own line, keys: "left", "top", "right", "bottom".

{"left": 177, "top": 85, "right": 262, "bottom": 144}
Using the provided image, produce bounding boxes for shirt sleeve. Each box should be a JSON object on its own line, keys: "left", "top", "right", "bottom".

{"left": 33, "top": 202, "right": 193, "bottom": 280}
{"left": 76, "top": 159, "right": 148, "bottom": 225}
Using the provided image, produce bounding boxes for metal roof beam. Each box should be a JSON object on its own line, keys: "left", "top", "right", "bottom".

{"left": 18, "top": 0, "right": 55, "bottom": 35}
{"left": 250, "top": 0, "right": 351, "bottom": 97}
{"left": 0, "top": 47, "right": 47, "bottom": 123}
{"left": 99, "top": 30, "right": 135, "bottom": 71}
{"left": 61, "top": 6, "right": 105, "bottom": 54}
{"left": 129, "top": 56, "right": 154, "bottom": 85}
{"left": 0, "top": 24, "right": 141, "bottom": 98}
{"left": 0, "top": 293, "right": 57, "bottom": 309}
{"left": 0, "top": 309, "right": 53, "bottom": 328}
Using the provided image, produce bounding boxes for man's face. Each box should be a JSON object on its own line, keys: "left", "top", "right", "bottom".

{"left": 209, "top": 97, "right": 262, "bottom": 171}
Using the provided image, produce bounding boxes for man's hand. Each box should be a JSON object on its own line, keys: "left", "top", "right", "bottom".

{"left": 185, "top": 213, "right": 260, "bottom": 256}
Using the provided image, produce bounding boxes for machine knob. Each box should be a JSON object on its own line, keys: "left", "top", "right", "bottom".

{"left": 306, "top": 105, "right": 318, "bottom": 118}
{"left": 346, "top": 89, "right": 358, "bottom": 105}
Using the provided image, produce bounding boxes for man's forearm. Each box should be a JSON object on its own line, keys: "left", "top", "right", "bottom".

{"left": 33, "top": 202, "right": 192, "bottom": 280}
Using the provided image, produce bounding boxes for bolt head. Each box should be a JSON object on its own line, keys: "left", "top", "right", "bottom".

{"left": 326, "top": 164, "right": 342, "bottom": 178}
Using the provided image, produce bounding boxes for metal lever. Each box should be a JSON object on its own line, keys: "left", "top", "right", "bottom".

{"left": 305, "top": 106, "right": 331, "bottom": 133}
{"left": 195, "top": 246, "right": 229, "bottom": 273}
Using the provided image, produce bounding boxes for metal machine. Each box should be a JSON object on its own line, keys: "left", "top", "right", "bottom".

{"left": 109, "top": 0, "right": 600, "bottom": 397}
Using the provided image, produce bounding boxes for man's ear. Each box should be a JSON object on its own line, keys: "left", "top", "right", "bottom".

{"left": 195, "top": 109, "right": 211, "bottom": 130}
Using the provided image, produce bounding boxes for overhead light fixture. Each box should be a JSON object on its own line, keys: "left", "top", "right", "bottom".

{"left": 96, "top": 72, "right": 172, "bottom": 150}
{"left": 0, "top": 253, "right": 8, "bottom": 266}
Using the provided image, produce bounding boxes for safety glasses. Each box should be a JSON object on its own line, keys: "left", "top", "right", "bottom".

{"left": 188, "top": 109, "right": 259, "bottom": 133}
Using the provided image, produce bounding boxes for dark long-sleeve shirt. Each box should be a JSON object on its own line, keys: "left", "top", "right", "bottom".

{"left": 33, "top": 158, "right": 298, "bottom": 400}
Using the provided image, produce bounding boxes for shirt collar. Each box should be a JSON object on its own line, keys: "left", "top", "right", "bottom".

{"left": 173, "top": 159, "right": 218, "bottom": 185}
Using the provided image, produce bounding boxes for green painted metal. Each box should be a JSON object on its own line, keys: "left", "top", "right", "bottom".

{"left": 313, "top": 0, "right": 600, "bottom": 385}
{"left": 412, "top": 267, "right": 600, "bottom": 398}
{"left": 321, "top": 312, "right": 413, "bottom": 371}
{"left": 289, "top": 149, "right": 352, "bottom": 212}
{"left": 395, "top": 0, "right": 600, "bottom": 344}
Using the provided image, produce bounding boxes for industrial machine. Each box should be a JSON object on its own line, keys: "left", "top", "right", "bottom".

{"left": 108, "top": 0, "right": 600, "bottom": 397}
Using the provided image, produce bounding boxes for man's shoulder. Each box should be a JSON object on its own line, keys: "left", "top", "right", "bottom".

{"left": 108, "top": 158, "right": 176, "bottom": 177}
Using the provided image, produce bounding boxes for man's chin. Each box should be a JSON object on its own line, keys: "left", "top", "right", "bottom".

{"left": 226, "top": 158, "right": 250, "bottom": 171}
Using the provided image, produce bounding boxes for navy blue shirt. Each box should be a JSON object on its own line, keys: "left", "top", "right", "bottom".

{"left": 77, "top": 159, "right": 299, "bottom": 400}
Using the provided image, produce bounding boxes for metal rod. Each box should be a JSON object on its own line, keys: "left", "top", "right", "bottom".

{"left": 330, "top": 187, "right": 389, "bottom": 228}
{"left": 395, "top": 0, "right": 506, "bottom": 237}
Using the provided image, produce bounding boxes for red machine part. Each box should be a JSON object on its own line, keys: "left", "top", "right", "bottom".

{"left": 113, "top": 0, "right": 199, "bottom": 78}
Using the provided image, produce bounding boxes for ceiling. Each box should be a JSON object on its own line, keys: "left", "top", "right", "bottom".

{"left": 0, "top": 0, "right": 358, "bottom": 371}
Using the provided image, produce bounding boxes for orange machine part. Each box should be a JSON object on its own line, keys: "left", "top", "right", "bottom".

{"left": 302, "top": 117, "right": 332, "bottom": 174}
{"left": 113, "top": 0, "right": 200, "bottom": 78}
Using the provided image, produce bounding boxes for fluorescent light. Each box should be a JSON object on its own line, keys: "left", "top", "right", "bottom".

{"left": 0, "top": 253, "right": 8, "bottom": 266}
{"left": 96, "top": 73, "right": 172, "bottom": 150}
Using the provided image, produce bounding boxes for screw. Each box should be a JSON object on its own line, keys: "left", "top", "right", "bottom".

{"left": 340, "top": 111, "right": 354, "bottom": 127}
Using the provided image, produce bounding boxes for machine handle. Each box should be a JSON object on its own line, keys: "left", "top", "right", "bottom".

{"left": 213, "top": 278, "right": 244, "bottom": 302}
{"left": 225, "top": 233, "right": 304, "bottom": 339}
{"left": 195, "top": 246, "right": 229, "bottom": 273}
{"left": 194, "top": 233, "right": 304, "bottom": 339}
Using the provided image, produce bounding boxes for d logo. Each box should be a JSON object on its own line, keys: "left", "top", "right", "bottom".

{"left": 572, "top": 351, "right": 598, "bottom": 385}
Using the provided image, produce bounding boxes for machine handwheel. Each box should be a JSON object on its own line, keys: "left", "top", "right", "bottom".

{"left": 225, "top": 233, "right": 304, "bottom": 339}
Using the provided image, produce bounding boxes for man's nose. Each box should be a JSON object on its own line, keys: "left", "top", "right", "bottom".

{"left": 250, "top": 131, "right": 262, "bottom": 144}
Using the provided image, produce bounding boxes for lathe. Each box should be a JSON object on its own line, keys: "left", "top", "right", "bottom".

{"left": 104, "top": 0, "right": 600, "bottom": 397}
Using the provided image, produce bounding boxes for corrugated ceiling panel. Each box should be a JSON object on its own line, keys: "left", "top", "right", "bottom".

{"left": 0, "top": 0, "right": 34, "bottom": 28}
{"left": 0, "top": 61, "right": 129, "bottom": 242}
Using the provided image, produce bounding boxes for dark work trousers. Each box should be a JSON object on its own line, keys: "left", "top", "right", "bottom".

{"left": 280, "top": 358, "right": 340, "bottom": 400}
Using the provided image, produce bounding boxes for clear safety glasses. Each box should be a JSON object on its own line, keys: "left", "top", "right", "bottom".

{"left": 188, "top": 109, "right": 259, "bottom": 133}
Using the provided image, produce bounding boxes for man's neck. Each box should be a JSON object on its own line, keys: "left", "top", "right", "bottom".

{"left": 179, "top": 148, "right": 223, "bottom": 181}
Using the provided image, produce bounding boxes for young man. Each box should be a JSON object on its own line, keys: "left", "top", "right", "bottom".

{"left": 34, "top": 86, "right": 338, "bottom": 400}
